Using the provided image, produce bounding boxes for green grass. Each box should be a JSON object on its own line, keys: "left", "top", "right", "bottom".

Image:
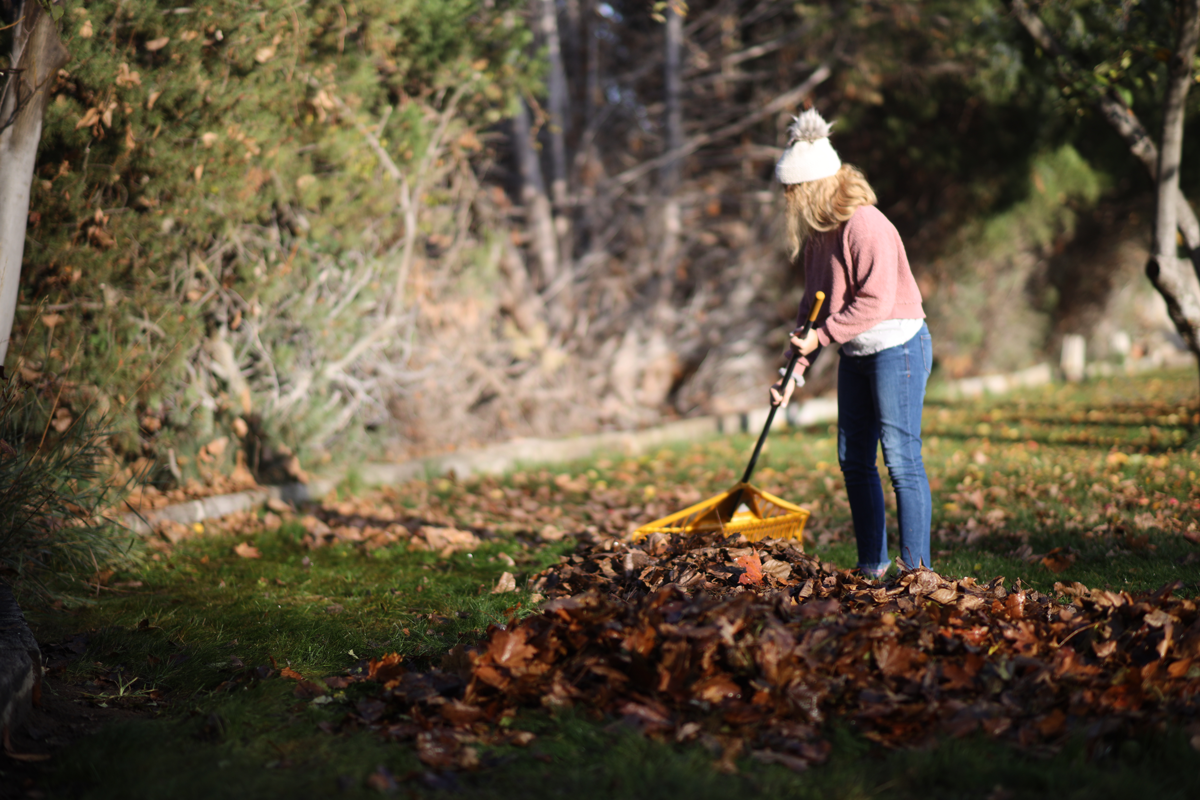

{"left": 16, "top": 369, "right": 1200, "bottom": 799}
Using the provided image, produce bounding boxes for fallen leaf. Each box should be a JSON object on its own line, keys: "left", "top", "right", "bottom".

{"left": 737, "top": 551, "right": 763, "bottom": 586}
{"left": 145, "top": 36, "right": 170, "bottom": 51}
{"left": 233, "top": 542, "right": 261, "bottom": 559}
{"left": 364, "top": 766, "right": 397, "bottom": 793}
{"left": 491, "top": 571, "right": 517, "bottom": 594}
{"left": 1041, "top": 547, "right": 1076, "bottom": 574}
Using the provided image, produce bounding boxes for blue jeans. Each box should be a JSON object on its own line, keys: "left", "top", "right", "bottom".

{"left": 837, "top": 323, "right": 932, "bottom": 574}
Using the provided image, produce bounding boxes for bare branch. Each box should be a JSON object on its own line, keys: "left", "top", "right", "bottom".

{"left": 603, "top": 63, "right": 831, "bottom": 191}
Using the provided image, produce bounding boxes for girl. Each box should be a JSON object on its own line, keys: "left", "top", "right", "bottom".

{"left": 769, "top": 108, "right": 932, "bottom": 577}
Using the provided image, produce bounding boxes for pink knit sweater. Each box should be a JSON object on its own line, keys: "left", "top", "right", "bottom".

{"left": 792, "top": 204, "right": 925, "bottom": 369}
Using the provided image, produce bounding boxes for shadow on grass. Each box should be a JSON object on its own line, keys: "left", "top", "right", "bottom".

{"left": 42, "top": 705, "right": 1200, "bottom": 800}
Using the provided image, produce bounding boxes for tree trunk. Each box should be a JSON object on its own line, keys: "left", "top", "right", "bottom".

{"left": 0, "top": 1, "right": 69, "bottom": 368}
{"left": 512, "top": 99, "right": 559, "bottom": 291}
{"left": 579, "top": 0, "right": 603, "bottom": 255}
{"left": 1008, "top": 0, "right": 1200, "bottom": 260}
{"left": 563, "top": 0, "right": 583, "bottom": 93}
{"left": 540, "top": 0, "right": 570, "bottom": 210}
{"left": 660, "top": 1, "right": 684, "bottom": 270}
{"left": 586, "top": 0, "right": 601, "bottom": 130}
{"left": 1009, "top": 0, "right": 1200, "bottom": 385}
{"left": 1147, "top": 0, "right": 1200, "bottom": 384}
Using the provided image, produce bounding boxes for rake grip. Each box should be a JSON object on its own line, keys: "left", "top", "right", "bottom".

{"left": 740, "top": 291, "right": 825, "bottom": 485}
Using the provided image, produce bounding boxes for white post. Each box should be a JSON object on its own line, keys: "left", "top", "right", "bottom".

{"left": 1061, "top": 334, "right": 1087, "bottom": 382}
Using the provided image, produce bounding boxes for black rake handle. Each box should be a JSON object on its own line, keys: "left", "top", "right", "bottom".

{"left": 741, "top": 291, "right": 825, "bottom": 485}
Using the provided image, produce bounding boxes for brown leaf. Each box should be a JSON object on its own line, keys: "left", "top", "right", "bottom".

{"left": 440, "top": 701, "right": 484, "bottom": 727}
{"left": 873, "top": 641, "right": 922, "bottom": 678}
{"left": 737, "top": 551, "right": 763, "bottom": 586}
{"left": 75, "top": 108, "right": 101, "bottom": 129}
{"left": 293, "top": 679, "right": 327, "bottom": 699}
{"left": 115, "top": 62, "right": 141, "bottom": 87}
{"left": 1004, "top": 591, "right": 1025, "bottom": 620}
{"left": 1036, "top": 708, "right": 1067, "bottom": 737}
{"left": 489, "top": 628, "right": 536, "bottom": 670}
{"left": 1040, "top": 547, "right": 1076, "bottom": 574}
{"left": 416, "top": 730, "right": 460, "bottom": 769}
{"left": 693, "top": 674, "right": 742, "bottom": 703}
{"left": 929, "top": 586, "right": 958, "bottom": 605}
{"left": 491, "top": 571, "right": 517, "bottom": 594}
{"left": 956, "top": 594, "right": 986, "bottom": 613}
{"left": 760, "top": 557, "right": 792, "bottom": 583}
{"left": 233, "top": 542, "right": 261, "bottom": 559}
{"left": 367, "top": 653, "right": 406, "bottom": 686}
{"left": 619, "top": 700, "right": 673, "bottom": 732}
{"left": 416, "top": 526, "right": 480, "bottom": 555}
{"left": 280, "top": 666, "right": 303, "bottom": 681}
{"left": 145, "top": 36, "right": 170, "bottom": 51}
{"left": 751, "top": 749, "right": 810, "bottom": 773}
{"left": 364, "top": 766, "right": 397, "bottom": 793}
{"left": 714, "top": 737, "right": 744, "bottom": 774}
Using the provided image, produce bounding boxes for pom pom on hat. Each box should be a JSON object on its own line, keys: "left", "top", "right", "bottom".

{"left": 776, "top": 108, "right": 841, "bottom": 184}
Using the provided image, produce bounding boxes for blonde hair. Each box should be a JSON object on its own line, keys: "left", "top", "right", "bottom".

{"left": 784, "top": 164, "right": 877, "bottom": 258}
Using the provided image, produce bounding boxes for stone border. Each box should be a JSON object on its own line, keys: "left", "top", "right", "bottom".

{"left": 934, "top": 363, "right": 1053, "bottom": 401}
{"left": 121, "top": 480, "right": 337, "bottom": 536}
{"left": 0, "top": 583, "right": 41, "bottom": 736}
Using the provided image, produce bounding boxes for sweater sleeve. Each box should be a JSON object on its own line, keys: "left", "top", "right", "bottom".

{"left": 816, "top": 208, "right": 899, "bottom": 347}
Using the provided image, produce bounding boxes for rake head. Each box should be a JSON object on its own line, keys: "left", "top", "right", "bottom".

{"left": 630, "top": 482, "right": 810, "bottom": 545}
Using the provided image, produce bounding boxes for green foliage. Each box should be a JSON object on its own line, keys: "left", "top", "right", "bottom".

{"left": 0, "top": 379, "right": 128, "bottom": 595}
{"left": 11, "top": 0, "right": 530, "bottom": 480}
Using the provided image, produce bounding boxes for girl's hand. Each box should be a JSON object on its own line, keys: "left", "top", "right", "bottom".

{"left": 769, "top": 379, "right": 796, "bottom": 408}
{"left": 790, "top": 327, "right": 820, "bottom": 356}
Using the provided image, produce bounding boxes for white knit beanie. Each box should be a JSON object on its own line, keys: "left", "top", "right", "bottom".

{"left": 775, "top": 108, "right": 841, "bottom": 184}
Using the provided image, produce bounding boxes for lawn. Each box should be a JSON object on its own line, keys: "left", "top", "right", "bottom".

{"left": 7, "top": 369, "right": 1200, "bottom": 799}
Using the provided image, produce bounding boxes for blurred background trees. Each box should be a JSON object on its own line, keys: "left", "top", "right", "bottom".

{"left": 3, "top": 0, "right": 1198, "bottom": 491}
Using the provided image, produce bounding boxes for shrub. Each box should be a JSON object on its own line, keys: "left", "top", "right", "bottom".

{"left": 0, "top": 377, "right": 129, "bottom": 600}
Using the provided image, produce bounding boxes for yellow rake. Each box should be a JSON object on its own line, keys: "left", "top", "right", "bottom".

{"left": 631, "top": 292, "right": 825, "bottom": 545}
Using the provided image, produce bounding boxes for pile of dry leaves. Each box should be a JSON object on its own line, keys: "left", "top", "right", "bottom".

{"left": 295, "top": 530, "right": 1199, "bottom": 773}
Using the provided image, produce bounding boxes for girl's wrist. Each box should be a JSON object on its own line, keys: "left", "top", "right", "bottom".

{"left": 779, "top": 367, "right": 805, "bottom": 387}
